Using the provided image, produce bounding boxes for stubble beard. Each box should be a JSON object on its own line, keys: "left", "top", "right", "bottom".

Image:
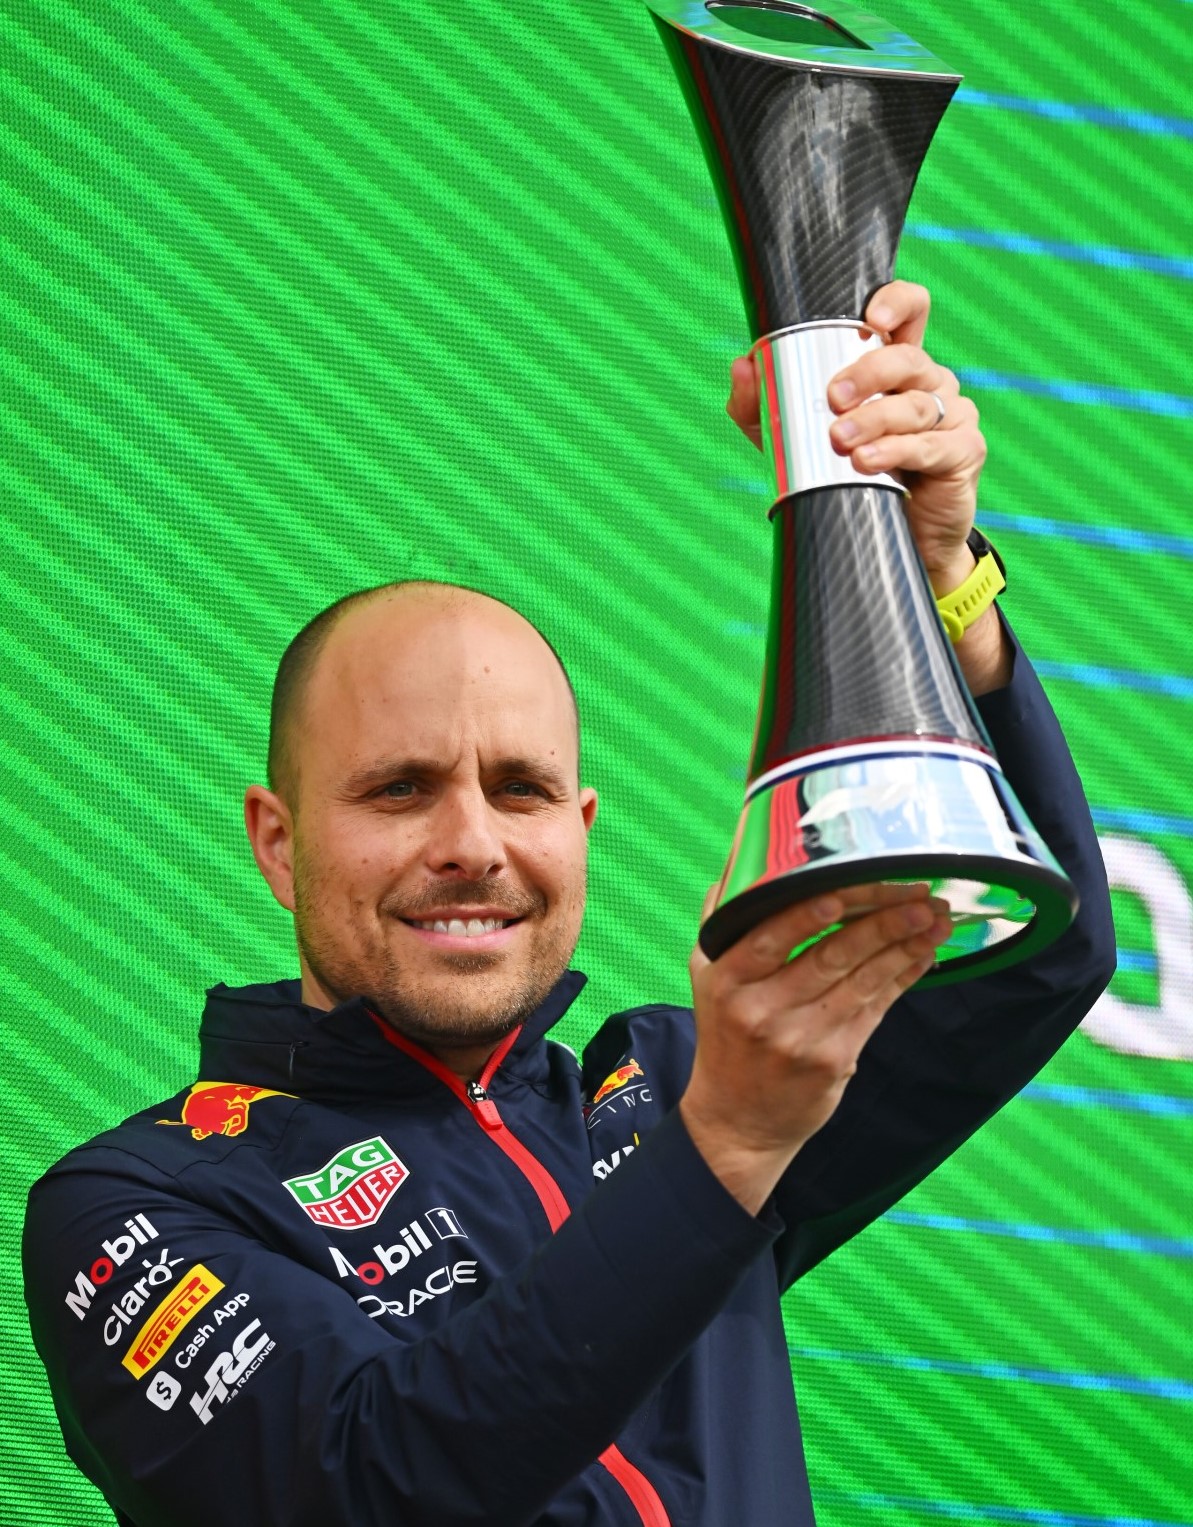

{"left": 292, "top": 871, "right": 584, "bottom": 1051}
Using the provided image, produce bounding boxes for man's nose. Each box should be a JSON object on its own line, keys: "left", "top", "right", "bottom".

{"left": 425, "top": 787, "right": 508, "bottom": 879}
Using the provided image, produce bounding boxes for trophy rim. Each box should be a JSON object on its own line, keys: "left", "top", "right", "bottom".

{"left": 747, "top": 317, "right": 871, "bottom": 357}
{"left": 646, "top": 0, "right": 963, "bottom": 83}
{"left": 697, "top": 851, "right": 1079, "bottom": 986}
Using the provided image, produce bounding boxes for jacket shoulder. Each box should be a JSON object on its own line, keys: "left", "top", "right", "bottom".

{"left": 581, "top": 1002, "right": 695, "bottom": 1105}
{"left": 30, "top": 1081, "right": 306, "bottom": 1200}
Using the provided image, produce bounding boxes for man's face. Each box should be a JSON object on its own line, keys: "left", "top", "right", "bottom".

{"left": 253, "top": 591, "right": 596, "bottom": 1057}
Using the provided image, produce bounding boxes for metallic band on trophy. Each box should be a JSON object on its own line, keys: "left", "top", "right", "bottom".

{"left": 649, "top": 1, "right": 1077, "bottom": 982}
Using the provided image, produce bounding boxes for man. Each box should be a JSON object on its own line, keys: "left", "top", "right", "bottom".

{"left": 24, "top": 282, "right": 1115, "bottom": 1525}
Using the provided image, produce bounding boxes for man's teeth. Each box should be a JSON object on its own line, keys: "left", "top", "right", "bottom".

{"left": 412, "top": 917, "right": 509, "bottom": 936}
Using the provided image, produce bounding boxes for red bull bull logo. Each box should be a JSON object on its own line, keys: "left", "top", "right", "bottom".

{"left": 157, "top": 1082, "right": 290, "bottom": 1141}
{"left": 591, "top": 1060, "right": 645, "bottom": 1107}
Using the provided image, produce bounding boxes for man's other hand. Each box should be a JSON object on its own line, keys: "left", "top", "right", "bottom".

{"left": 682, "top": 882, "right": 952, "bottom": 1215}
{"left": 725, "top": 280, "right": 986, "bottom": 598}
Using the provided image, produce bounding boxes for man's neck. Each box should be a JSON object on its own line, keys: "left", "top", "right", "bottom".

{"left": 297, "top": 966, "right": 505, "bottom": 1086}
{"left": 420, "top": 1039, "right": 504, "bottom": 1086}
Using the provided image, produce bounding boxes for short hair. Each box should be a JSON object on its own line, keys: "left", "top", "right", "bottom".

{"left": 266, "top": 580, "right": 580, "bottom": 799}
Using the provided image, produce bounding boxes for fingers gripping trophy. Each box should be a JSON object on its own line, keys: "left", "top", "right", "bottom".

{"left": 648, "top": 1, "right": 1076, "bottom": 983}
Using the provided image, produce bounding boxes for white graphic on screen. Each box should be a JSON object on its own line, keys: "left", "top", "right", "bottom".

{"left": 1082, "top": 835, "right": 1193, "bottom": 1060}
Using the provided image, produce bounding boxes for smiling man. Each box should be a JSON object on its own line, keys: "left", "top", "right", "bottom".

{"left": 246, "top": 583, "right": 598, "bottom": 1076}
{"left": 24, "top": 284, "right": 1115, "bottom": 1527}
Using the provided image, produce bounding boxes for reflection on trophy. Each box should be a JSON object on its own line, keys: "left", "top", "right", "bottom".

{"left": 648, "top": 1, "right": 1077, "bottom": 983}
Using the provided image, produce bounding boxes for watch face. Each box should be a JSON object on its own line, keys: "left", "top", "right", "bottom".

{"left": 968, "top": 527, "right": 1005, "bottom": 580}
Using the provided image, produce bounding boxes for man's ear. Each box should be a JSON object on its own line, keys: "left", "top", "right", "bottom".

{"left": 580, "top": 787, "right": 599, "bottom": 833}
{"left": 244, "top": 785, "right": 297, "bottom": 912}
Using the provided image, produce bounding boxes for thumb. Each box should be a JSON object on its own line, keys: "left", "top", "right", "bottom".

{"left": 726, "top": 357, "right": 763, "bottom": 451}
{"left": 689, "top": 882, "right": 722, "bottom": 984}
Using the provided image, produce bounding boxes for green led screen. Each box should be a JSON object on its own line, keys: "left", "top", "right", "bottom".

{"left": 3, "top": 0, "right": 1191, "bottom": 1522}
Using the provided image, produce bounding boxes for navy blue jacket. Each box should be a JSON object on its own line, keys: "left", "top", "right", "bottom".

{"left": 24, "top": 642, "right": 1115, "bottom": 1526}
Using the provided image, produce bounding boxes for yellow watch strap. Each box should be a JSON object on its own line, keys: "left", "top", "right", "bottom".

{"left": 936, "top": 550, "right": 1006, "bottom": 643}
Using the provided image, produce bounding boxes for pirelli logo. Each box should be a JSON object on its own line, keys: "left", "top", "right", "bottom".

{"left": 122, "top": 1264, "right": 225, "bottom": 1378}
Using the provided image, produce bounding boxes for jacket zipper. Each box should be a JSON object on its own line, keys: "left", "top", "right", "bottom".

{"left": 371, "top": 1015, "right": 672, "bottom": 1527}
{"left": 463, "top": 1079, "right": 572, "bottom": 1231}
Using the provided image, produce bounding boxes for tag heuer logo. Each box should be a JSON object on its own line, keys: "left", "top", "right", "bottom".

{"left": 283, "top": 1138, "right": 409, "bottom": 1230}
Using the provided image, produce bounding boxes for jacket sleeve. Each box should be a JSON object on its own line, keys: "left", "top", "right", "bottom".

{"left": 770, "top": 616, "right": 1117, "bottom": 1289}
{"left": 23, "top": 1105, "right": 775, "bottom": 1527}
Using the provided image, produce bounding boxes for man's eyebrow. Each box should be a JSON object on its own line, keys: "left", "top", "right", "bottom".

{"left": 340, "top": 756, "right": 573, "bottom": 794}
{"left": 489, "top": 757, "right": 572, "bottom": 790}
{"left": 339, "top": 757, "right": 438, "bottom": 794}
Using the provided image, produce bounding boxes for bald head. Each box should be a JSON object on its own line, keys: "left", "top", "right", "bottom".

{"left": 267, "top": 581, "right": 580, "bottom": 802}
{"left": 246, "top": 579, "right": 598, "bottom": 1060}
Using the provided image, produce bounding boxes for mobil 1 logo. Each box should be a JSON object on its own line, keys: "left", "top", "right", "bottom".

{"left": 329, "top": 1206, "right": 479, "bottom": 1320}
{"left": 328, "top": 1206, "right": 467, "bottom": 1286}
{"left": 65, "top": 1214, "right": 161, "bottom": 1322}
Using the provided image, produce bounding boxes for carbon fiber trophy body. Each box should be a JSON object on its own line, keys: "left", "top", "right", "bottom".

{"left": 649, "top": 1, "right": 1076, "bottom": 982}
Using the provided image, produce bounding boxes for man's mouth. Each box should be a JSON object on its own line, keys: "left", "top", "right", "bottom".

{"left": 402, "top": 916, "right": 519, "bottom": 938}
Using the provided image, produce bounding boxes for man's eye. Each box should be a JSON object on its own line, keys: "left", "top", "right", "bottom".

{"left": 502, "top": 781, "right": 541, "bottom": 798}
{"left": 381, "top": 781, "right": 416, "bottom": 798}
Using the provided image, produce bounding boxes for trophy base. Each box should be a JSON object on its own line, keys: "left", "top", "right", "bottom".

{"left": 700, "top": 742, "right": 1077, "bottom": 984}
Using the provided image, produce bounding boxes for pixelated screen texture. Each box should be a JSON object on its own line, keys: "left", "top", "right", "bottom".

{"left": 3, "top": 0, "right": 1191, "bottom": 1522}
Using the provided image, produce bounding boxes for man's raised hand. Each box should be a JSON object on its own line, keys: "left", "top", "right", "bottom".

{"left": 725, "top": 279, "right": 1010, "bottom": 693}
{"left": 725, "top": 280, "right": 986, "bottom": 597}
{"left": 681, "top": 882, "right": 952, "bottom": 1214}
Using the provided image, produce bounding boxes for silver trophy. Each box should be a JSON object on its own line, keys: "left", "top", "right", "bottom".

{"left": 648, "top": 1, "right": 1077, "bottom": 983}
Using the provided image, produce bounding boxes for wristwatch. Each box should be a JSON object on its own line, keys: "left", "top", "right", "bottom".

{"left": 935, "top": 526, "right": 1006, "bottom": 643}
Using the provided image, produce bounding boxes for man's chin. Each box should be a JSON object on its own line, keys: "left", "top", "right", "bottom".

{"left": 297, "top": 923, "right": 576, "bottom": 1048}
{"left": 364, "top": 964, "right": 563, "bottom": 1048}
{"left": 426, "top": 949, "right": 507, "bottom": 974}
{"left": 368, "top": 992, "right": 531, "bottom": 1051}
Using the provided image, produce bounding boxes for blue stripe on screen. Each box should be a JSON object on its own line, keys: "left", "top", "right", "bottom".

{"left": 1089, "top": 806, "right": 1193, "bottom": 838}
{"left": 955, "top": 88, "right": 1193, "bottom": 140}
{"left": 1031, "top": 661, "right": 1193, "bottom": 698}
{"left": 717, "top": 650, "right": 1191, "bottom": 702}
{"left": 724, "top": 495, "right": 1193, "bottom": 563}
{"left": 906, "top": 224, "right": 1193, "bottom": 280}
{"left": 718, "top": 369, "right": 1193, "bottom": 417}
{"left": 790, "top": 1347, "right": 1193, "bottom": 1401}
{"left": 882, "top": 1211, "right": 1193, "bottom": 1258}
{"left": 956, "top": 370, "right": 1193, "bottom": 417}
{"left": 1023, "top": 1083, "right": 1193, "bottom": 1117}
{"left": 1113, "top": 949, "right": 1157, "bottom": 974}
{"left": 815, "top": 1493, "right": 1191, "bottom": 1527}
{"left": 719, "top": 621, "right": 1193, "bottom": 702}
{"left": 978, "top": 512, "right": 1193, "bottom": 561}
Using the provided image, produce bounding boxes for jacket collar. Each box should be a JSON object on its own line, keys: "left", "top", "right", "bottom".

{"left": 196, "top": 972, "right": 588, "bottom": 1104}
